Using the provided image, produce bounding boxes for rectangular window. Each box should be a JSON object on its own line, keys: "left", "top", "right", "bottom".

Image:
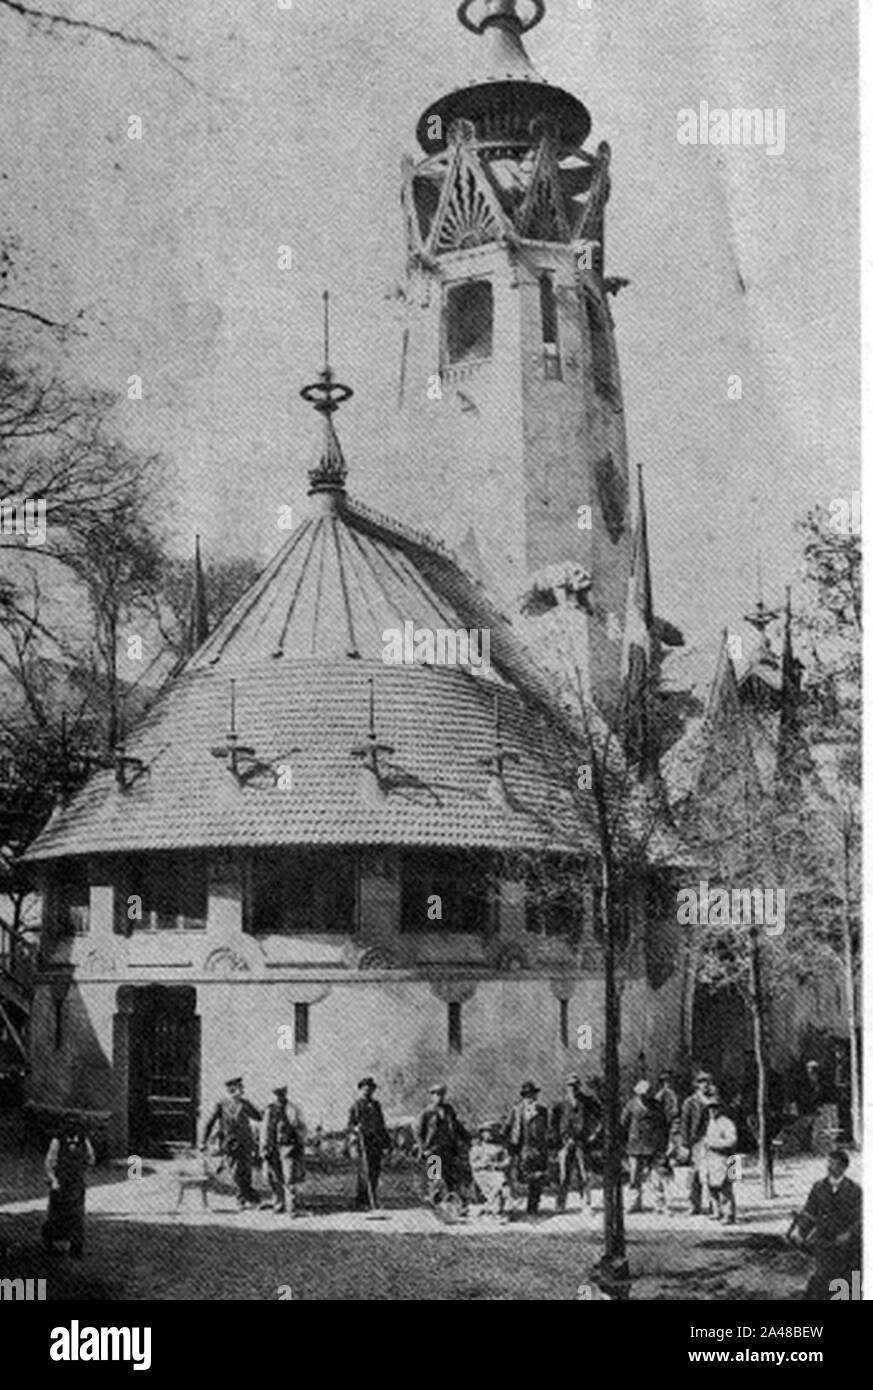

{"left": 442, "top": 279, "right": 493, "bottom": 367}
{"left": 119, "top": 854, "right": 208, "bottom": 933}
{"left": 401, "top": 849, "right": 491, "bottom": 933}
{"left": 248, "top": 849, "right": 357, "bottom": 935}
{"left": 559, "top": 997, "right": 569, "bottom": 1048}
{"left": 448, "top": 1001, "right": 462, "bottom": 1055}
{"left": 53, "top": 998, "right": 64, "bottom": 1051}
{"left": 294, "top": 1002, "right": 309, "bottom": 1055}
{"left": 584, "top": 290, "right": 617, "bottom": 400}
{"left": 57, "top": 862, "right": 90, "bottom": 937}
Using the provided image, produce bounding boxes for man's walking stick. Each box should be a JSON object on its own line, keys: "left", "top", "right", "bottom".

{"left": 356, "top": 1124, "right": 388, "bottom": 1221}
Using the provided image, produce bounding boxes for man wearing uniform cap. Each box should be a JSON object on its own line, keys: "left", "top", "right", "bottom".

{"left": 507, "top": 1081, "right": 550, "bottom": 1216}
{"left": 417, "top": 1083, "right": 469, "bottom": 1206}
{"left": 261, "top": 1085, "right": 305, "bottom": 1216}
{"left": 202, "top": 1077, "right": 262, "bottom": 1209}
{"left": 347, "top": 1077, "right": 392, "bottom": 1209}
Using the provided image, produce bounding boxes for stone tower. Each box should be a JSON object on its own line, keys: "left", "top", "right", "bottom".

{"left": 398, "top": 0, "right": 632, "bottom": 709}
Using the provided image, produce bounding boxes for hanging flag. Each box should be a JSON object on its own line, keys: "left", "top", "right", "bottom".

{"left": 188, "top": 534, "right": 210, "bottom": 654}
{"left": 776, "top": 586, "right": 811, "bottom": 790}
{"left": 620, "top": 465, "right": 656, "bottom": 773}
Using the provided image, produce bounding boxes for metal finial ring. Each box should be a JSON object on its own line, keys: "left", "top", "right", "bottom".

{"left": 300, "top": 379, "right": 353, "bottom": 411}
{"left": 457, "top": 0, "right": 545, "bottom": 36}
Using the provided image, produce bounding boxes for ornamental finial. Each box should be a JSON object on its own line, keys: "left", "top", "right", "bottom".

{"left": 457, "top": 0, "right": 545, "bottom": 37}
{"left": 300, "top": 290, "right": 353, "bottom": 497}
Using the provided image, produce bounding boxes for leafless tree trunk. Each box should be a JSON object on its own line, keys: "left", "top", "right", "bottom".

{"left": 840, "top": 811, "right": 861, "bottom": 1145}
{"left": 748, "top": 920, "right": 774, "bottom": 1197}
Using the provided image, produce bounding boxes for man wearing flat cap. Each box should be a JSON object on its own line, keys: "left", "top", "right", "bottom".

{"left": 680, "top": 1070, "right": 716, "bottom": 1215}
{"left": 508, "top": 1081, "right": 550, "bottom": 1216}
{"left": 261, "top": 1085, "right": 305, "bottom": 1216}
{"left": 202, "top": 1077, "right": 262, "bottom": 1209}
{"left": 553, "top": 1074, "right": 601, "bottom": 1213}
{"left": 417, "top": 1083, "right": 470, "bottom": 1206}
{"left": 347, "top": 1077, "right": 392, "bottom": 1209}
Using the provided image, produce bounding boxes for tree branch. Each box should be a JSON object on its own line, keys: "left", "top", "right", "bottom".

{"left": 0, "top": 299, "right": 71, "bottom": 332}
{"left": 0, "top": 0, "right": 197, "bottom": 90}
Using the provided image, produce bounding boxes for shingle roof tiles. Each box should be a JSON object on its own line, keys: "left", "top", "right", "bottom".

{"left": 26, "top": 494, "right": 598, "bottom": 862}
{"left": 27, "top": 662, "right": 593, "bottom": 859}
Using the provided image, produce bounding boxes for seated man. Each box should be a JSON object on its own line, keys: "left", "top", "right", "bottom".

{"left": 470, "top": 1123, "right": 512, "bottom": 1220}
{"left": 798, "top": 1149, "right": 861, "bottom": 1301}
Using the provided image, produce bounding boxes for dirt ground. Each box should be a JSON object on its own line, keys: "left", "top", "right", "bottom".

{"left": 0, "top": 1116, "right": 849, "bottom": 1301}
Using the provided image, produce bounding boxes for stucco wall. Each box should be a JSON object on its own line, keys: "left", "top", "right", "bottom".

{"left": 29, "top": 968, "right": 678, "bottom": 1152}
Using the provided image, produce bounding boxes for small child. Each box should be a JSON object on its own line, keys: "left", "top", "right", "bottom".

{"left": 470, "top": 1122, "right": 511, "bottom": 1220}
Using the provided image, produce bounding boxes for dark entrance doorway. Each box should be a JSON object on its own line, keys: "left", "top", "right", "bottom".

{"left": 128, "top": 986, "right": 199, "bottom": 1155}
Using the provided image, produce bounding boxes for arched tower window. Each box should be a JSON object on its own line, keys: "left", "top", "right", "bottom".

{"left": 539, "top": 272, "right": 561, "bottom": 380}
{"left": 442, "top": 278, "right": 493, "bottom": 367}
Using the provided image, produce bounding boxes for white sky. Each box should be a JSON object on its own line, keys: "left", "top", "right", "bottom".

{"left": 0, "top": 0, "right": 859, "bottom": 649}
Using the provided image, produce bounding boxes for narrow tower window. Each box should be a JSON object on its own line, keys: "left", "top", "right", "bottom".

{"left": 539, "top": 273, "right": 562, "bottom": 379}
{"left": 448, "top": 1001, "right": 463, "bottom": 1054}
{"left": 559, "top": 997, "right": 570, "bottom": 1048}
{"left": 443, "top": 279, "right": 493, "bottom": 367}
{"left": 584, "top": 290, "right": 618, "bottom": 401}
{"left": 294, "top": 1002, "right": 310, "bottom": 1055}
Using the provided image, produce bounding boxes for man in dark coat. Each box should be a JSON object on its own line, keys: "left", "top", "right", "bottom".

{"left": 202, "top": 1077, "right": 262, "bottom": 1209}
{"left": 417, "top": 1083, "right": 469, "bottom": 1204}
{"left": 553, "top": 1074, "right": 601, "bottom": 1213}
{"left": 43, "top": 1115, "right": 96, "bottom": 1258}
{"left": 799, "top": 1150, "right": 862, "bottom": 1300}
{"left": 508, "top": 1081, "right": 550, "bottom": 1216}
{"left": 621, "top": 1080, "right": 668, "bottom": 1213}
{"left": 261, "top": 1085, "right": 305, "bottom": 1216}
{"left": 680, "top": 1071, "right": 715, "bottom": 1214}
{"left": 347, "top": 1077, "right": 392, "bottom": 1209}
{"left": 795, "top": 1059, "right": 838, "bottom": 1155}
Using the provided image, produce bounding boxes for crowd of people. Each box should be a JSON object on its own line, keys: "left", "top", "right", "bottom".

{"left": 195, "top": 1068, "right": 747, "bottom": 1224}
{"left": 35, "top": 1066, "right": 860, "bottom": 1299}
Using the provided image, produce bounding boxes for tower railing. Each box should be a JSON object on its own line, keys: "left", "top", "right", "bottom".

{"left": 0, "top": 923, "right": 37, "bottom": 1010}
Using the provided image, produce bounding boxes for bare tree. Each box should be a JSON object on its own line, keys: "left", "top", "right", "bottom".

{"left": 519, "top": 592, "right": 675, "bottom": 1299}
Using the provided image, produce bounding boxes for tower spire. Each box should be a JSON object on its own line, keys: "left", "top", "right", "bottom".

{"left": 417, "top": 0, "right": 589, "bottom": 154}
{"left": 300, "top": 290, "right": 354, "bottom": 502}
{"left": 744, "top": 552, "right": 779, "bottom": 641}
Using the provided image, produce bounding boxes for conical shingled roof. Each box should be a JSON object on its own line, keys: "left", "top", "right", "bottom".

{"left": 187, "top": 492, "right": 549, "bottom": 692}
{"left": 25, "top": 492, "right": 595, "bottom": 862}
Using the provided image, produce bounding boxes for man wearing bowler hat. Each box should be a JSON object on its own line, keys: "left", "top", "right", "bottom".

{"left": 508, "top": 1081, "right": 550, "bottom": 1216}
{"left": 347, "top": 1077, "right": 392, "bottom": 1209}
{"left": 202, "top": 1077, "right": 262, "bottom": 1209}
{"left": 261, "top": 1085, "right": 305, "bottom": 1216}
